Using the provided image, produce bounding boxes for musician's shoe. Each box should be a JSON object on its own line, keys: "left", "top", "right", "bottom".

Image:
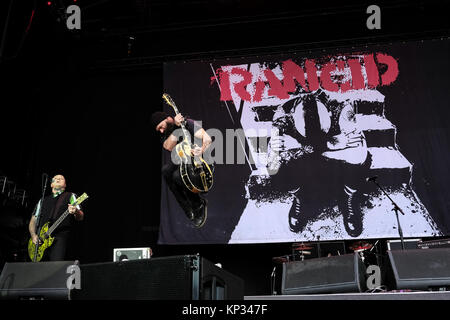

{"left": 341, "top": 185, "right": 363, "bottom": 237}
{"left": 192, "top": 199, "right": 207, "bottom": 228}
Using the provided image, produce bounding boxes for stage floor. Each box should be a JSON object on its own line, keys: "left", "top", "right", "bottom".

{"left": 245, "top": 291, "right": 450, "bottom": 300}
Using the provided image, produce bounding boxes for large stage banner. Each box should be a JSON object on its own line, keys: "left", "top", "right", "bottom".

{"left": 159, "top": 38, "right": 450, "bottom": 244}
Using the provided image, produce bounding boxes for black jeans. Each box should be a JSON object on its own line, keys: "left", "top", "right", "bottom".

{"left": 46, "top": 233, "right": 69, "bottom": 261}
{"left": 162, "top": 163, "right": 203, "bottom": 214}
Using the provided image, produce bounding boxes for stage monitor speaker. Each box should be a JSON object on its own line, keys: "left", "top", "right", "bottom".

{"left": 281, "top": 253, "right": 366, "bottom": 295}
{"left": 70, "top": 255, "right": 244, "bottom": 300}
{"left": 386, "top": 238, "right": 421, "bottom": 251}
{"left": 387, "top": 248, "right": 450, "bottom": 290}
{"left": 0, "top": 261, "right": 77, "bottom": 300}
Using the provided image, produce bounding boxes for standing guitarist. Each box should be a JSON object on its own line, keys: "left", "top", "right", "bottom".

{"left": 28, "top": 174, "right": 84, "bottom": 261}
{"left": 151, "top": 111, "right": 212, "bottom": 228}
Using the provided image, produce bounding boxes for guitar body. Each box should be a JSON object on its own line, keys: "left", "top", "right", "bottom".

{"left": 175, "top": 140, "right": 214, "bottom": 193}
{"left": 162, "top": 93, "right": 214, "bottom": 193}
{"left": 28, "top": 221, "right": 54, "bottom": 262}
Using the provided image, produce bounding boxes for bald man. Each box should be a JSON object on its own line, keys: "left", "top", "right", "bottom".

{"left": 28, "top": 174, "right": 84, "bottom": 261}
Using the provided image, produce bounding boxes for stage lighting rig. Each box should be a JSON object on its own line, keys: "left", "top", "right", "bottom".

{"left": 0, "top": 176, "right": 29, "bottom": 208}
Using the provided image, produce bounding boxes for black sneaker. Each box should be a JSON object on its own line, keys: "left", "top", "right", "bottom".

{"left": 341, "top": 185, "right": 363, "bottom": 237}
{"left": 192, "top": 199, "right": 207, "bottom": 228}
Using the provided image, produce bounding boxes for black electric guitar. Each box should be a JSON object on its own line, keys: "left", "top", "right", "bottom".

{"left": 28, "top": 193, "right": 89, "bottom": 262}
{"left": 162, "top": 93, "right": 214, "bottom": 193}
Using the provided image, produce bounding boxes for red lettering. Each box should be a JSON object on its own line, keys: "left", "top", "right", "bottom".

{"left": 376, "top": 53, "right": 399, "bottom": 86}
{"left": 264, "top": 60, "right": 309, "bottom": 99}
{"left": 336, "top": 60, "right": 351, "bottom": 92}
{"left": 320, "top": 62, "right": 339, "bottom": 92}
{"left": 348, "top": 59, "right": 365, "bottom": 90}
{"left": 231, "top": 67, "right": 252, "bottom": 102}
{"left": 215, "top": 53, "right": 399, "bottom": 102}
{"left": 264, "top": 69, "right": 290, "bottom": 99}
{"left": 253, "top": 80, "right": 265, "bottom": 102}
{"left": 364, "top": 54, "right": 380, "bottom": 89}
{"left": 305, "top": 60, "right": 320, "bottom": 91}
{"left": 281, "top": 60, "right": 309, "bottom": 92}
{"left": 215, "top": 68, "right": 232, "bottom": 101}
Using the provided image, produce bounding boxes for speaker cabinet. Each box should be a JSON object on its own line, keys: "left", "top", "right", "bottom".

{"left": 0, "top": 261, "right": 77, "bottom": 300}
{"left": 70, "top": 255, "right": 244, "bottom": 300}
{"left": 386, "top": 239, "right": 421, "bottom": 251}
{"left": 281, "top": 253, "right": 366, "bottom": 294}
{"left": 387, "top": 248, "right": 450, "bottom": 290}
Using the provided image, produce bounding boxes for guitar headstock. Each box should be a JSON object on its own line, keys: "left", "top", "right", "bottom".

{"left": 162, "top": 93, "right": 179, "bottom": 114}
{"left": 74, "top": 193, "right": 89, "bottom": 206}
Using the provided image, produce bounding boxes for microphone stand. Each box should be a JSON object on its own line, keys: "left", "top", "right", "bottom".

{"left": 270, "top": 266, "right": 277, "bottom": 295}
{"left": 369, "top": 178, "right": 406, "bottom": 250}
{"left": 33, "top": 173, "right": 48, "bottom": 262}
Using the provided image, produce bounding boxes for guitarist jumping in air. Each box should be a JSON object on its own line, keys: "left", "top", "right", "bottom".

{"left": 28, "top": 174, "right": 85, "bottom": 261}
{"left": 151, "top": 99, "right": 212, "bottom": 228}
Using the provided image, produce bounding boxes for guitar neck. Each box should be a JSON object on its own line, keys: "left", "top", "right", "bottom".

{"left": 180, "top": 123, "right": 192, "bottom": 142}
{"left": 43, "top": 193, "right": 88, "bottom": 236}
{"left": 172, "top": 108, "right": 192, "bottom": 141}
{"left": 163, "top": 94, "right": 192, "bottom": 143}
{"left": 47, "top": 208, "right": 71, "bottom": 235}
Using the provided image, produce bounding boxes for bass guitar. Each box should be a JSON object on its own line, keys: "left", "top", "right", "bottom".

{"left": 162, "top": 93, "right": 214, "bottom": 193}
{"left": 28, "top": 193, "right": 89, "bottom": 262}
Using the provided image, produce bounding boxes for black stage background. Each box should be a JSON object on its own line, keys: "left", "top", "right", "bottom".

{"left": 0, "top": 0, "right": 449, "bottom": 296}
